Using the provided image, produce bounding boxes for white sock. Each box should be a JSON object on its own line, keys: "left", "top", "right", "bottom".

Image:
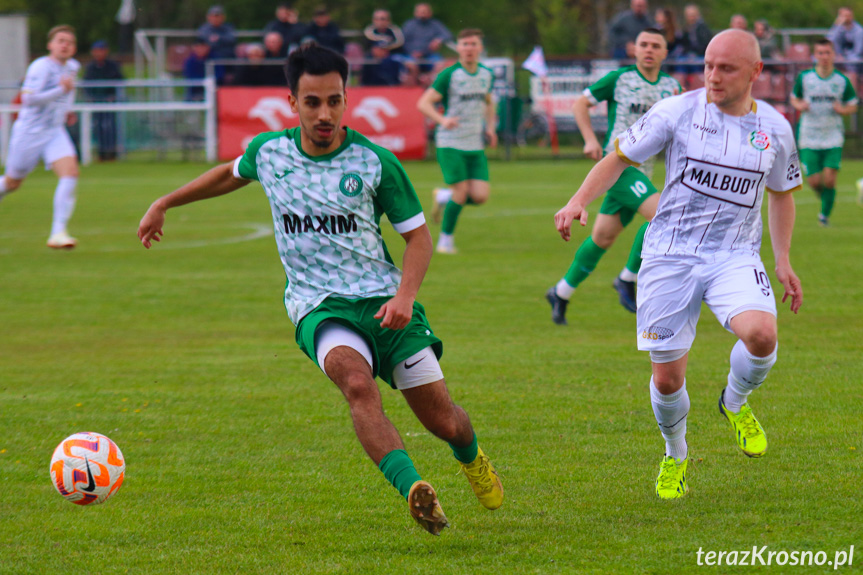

{"left": 555, "top": 278, "right": 575, "bottom": 300}
{"left": 650, "top": 377, "right": 689, "bottom": 461}
{"left": 437, "top": 232, "right": 454, "bottom": 249}
{"left": 435, "top": 188, "right": 452, "bottom": 204}
{"left": 619, "top": 267, "right": 638, "bottom": 282}
{"left": 724, "top": 340, "right": 778, "bottom": 412}
{"left": 51, "top": 177, "right": 77, "bottom": 236}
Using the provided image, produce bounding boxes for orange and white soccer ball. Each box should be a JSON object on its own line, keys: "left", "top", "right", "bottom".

{"left": 50, "top": 432, "right": 125, "bottom": 505}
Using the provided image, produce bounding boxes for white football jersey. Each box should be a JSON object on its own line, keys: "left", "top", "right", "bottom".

{"left": 15, "top": 56, "right": 80, "bottom": 133}
{"left": 616, "top": 89, "right": 802, "bottom": 261}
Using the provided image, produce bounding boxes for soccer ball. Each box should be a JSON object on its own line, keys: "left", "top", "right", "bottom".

{"left": 50, "top": 432, "right": 125, "bottom": 505}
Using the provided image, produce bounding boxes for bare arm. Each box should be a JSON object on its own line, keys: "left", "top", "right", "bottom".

{"left": 767, "top": 190, "right": 803, "bottom": 313}
{"left": 485, "top": 93, "right": 498, "bottom": 148}
{"left": 374, "top": 223, "right": 433, "bottom": 329}
{"left": 789, "top": 95, "right": 809, "bottom": 112}
{"left": 573, "top": 95, "right": 602, "bottom": 161}
{"left": 138, "top": 162, "right": 250, "bottom": 248}
{"left": 417, "top": 87, "right": 457, "bottom": 129}
{"left": 833, "top": 101, "right": 858, "bottom": 115}
{"left": 554, "top": 152, "right": 629, "bottom": 241}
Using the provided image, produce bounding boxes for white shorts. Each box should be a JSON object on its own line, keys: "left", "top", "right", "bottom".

{"left": 636, "top": 254, "right": 777, "bottom": 352}
{"left": 314, "top": 321, "right": 443, "bottom": 390}
{"left": 5, "top": 127, "right": 76, "bottom": 179}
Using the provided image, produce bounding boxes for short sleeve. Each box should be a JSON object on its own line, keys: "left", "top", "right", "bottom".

{"left": 791, "top": 73, "right": 803, "bottom": 99}
{"left": 431, "top": 66, "right": 453, "bottom": 98}
{"left": 765, "top": 124, "right": 802, "bottom": 193}
{"left": 615, "top": 96, "right": 677, "bottom": 165}
{"left": 233, "top": 131, "right": 284, "bottom": 181}
{"left": 586, "top": 71, "right": 618, "bottom": 104}
{"left": 842, "top": 75, "right": 858, "bottom": 104}
{"left": 373, "top": 149, "right": 425, "bottom": 233}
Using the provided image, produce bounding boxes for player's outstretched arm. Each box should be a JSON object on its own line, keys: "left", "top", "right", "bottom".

{"left": 138, "top": 162, "right": 250, "bottom": 249}
{"left": 767, "top": 190, "right": 803, "bottom": 313}
{"left": 554, "top": 153, "right": 628, "bottom": 241}
{"left": 374, "top": 224, "right": 433, "bottom": 330}
{"left": 572, "top": 95, "right": 602, "bottom": 161}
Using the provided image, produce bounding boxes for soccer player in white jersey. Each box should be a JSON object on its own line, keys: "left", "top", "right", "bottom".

{"left": 546, "top": 29, "right": 681, "bottom": 322}
{"left": 138, "top": 44, "right": 502, "bottom": 534}
{"left": 554, "top": 30, "right": 803, "bottom": 499}
{"left": 0, "top": 25, "right": 81, "bottom": 249}
{"left": 417, "top": 29, "right": 497, "bottom": 254}
{"left": 790, "top": 38, "right": 858, "bottom": 227}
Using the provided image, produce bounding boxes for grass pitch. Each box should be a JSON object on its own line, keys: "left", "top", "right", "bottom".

{"left": 1, "top": 159, "right": 861, "bottom": 573}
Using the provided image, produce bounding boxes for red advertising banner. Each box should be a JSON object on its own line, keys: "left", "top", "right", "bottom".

{"left": 217, "top": 86, "right": 427, "bottom": 161}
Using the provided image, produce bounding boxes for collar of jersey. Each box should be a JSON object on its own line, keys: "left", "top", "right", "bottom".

{"left": 292, "top": 126, "right": 354, "bottom": 162}
{"left": 704, "top": 89, "right": 757, "bottom": 114}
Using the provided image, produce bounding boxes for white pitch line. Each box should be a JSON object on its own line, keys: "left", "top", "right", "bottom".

{"left": 98, "top": 223, "right": 273, "bottom": 252}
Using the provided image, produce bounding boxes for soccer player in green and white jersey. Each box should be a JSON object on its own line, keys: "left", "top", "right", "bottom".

{"left": 417, "top": 28, "right": 497, "bottom": 254}
{"left": 138, "top": 44, "right": 502, "bottom": 535}
{"left": 790, "top": 38, "right": 858, "bottom": 227}
{"left": 546, "top": 28, "right": 681, "bottom": 323}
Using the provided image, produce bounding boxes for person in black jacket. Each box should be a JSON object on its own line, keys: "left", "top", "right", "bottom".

{"left": 263, "top": 3, "right": 305, "bottom": 55}
{"left": 304, "top": 6, "right": 344, "bottom": 54}
{"left": 84, "top": 40, "right": 124, "bottom": 161}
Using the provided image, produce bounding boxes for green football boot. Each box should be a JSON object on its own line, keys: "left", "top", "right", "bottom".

{"left": 719, "top": 389, "right": 767, "bottom": 458}
{"left": 655, "top": 455, "right": 688, "bottom": 500}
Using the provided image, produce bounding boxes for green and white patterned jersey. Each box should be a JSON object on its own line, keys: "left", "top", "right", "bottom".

{"left": 585, "top": 65, "right": 681, "bottom": 175}
{"left": 233, "top": 127, "right": 425, "bottom": 325}
{"left": 792, "top": 69, "right": 858, "bottom": 150}
{"left": 431, "top": 62, "right": 494, "bottom": 151}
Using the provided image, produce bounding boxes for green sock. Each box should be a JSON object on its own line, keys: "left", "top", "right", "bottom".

{"left": 625, "top": 222, "right": 648, "bottom": 274}
{"left": 449, "top": 433, "right": 478, "bottom": 464}
{"left": 821, "top": 188, "right": 836, "bottom": 217}
{"left": 441, "top": 201, "right": 463, "bottom": 235}
{"left": 563, "top": 237, "right": 607, "bottom": 288}
{"left": 378, "top": 449, "right": 423, "bottom": 500}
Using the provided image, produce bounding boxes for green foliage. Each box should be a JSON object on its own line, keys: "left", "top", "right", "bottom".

{"left": 0, "top": 159, "right": 862, "bottom": 572}
{"left": 531, "top": 0, "right": 587, "bottom": 55}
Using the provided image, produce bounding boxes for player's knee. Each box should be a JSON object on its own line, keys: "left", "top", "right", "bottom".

{"left": 339, "top": 372, "right": 378, "bottom": 405}
{"left": 4, "top": 178, "right": 22, "bottom": 191}
{"left": 743, "top": 326, "right": 777, "bottom": 356}
{"left": 591, "top": 229, "right": 617, "bottom": 249}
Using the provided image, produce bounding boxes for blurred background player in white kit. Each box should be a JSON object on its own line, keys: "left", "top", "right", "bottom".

{"left": 0, "top": 25, "right": 81, "bottom": 249}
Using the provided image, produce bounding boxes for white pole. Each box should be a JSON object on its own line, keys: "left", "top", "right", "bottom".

{"left": 0, "top": 111, "right": 11, "bottom": 167}
{"left": 80, "top": 110, "right": 92, "bottom": 166}
{"left": 205, "top": 77, "right": 217, "bottom": 163}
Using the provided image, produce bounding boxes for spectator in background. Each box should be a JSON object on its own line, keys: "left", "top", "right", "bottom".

{"left": 361, "top": 9, "right": 406, "bottom": 86}
{"left": 680, "top": 4, "right": 712, "bottom": 59}
{"left": 84, "top": 40, "right": 124, "bottom": 161}
{"left": 304, "top": 6, "right": 345, "bottom": 54}
{"left": 264, "top": 31, "right": 287, "bottom": 59}
{"left": 197, "top": 5, "right": 237, "bottom": 84}
{"left": 654, "top": 7, "right": 683, "bottom": 58}
{"left": 608, "top": 0, "right": 653, "bottom": 58}
{"left": 754, "top": 20, "right": 779, "bottom": 60}
{"left": 183, "top": 39, "right": 210, "bottom": 100}
{"left": 730, "top": 14, "right": 748, "bottom": 31}
{"left": 264, "top": 3, "right": 305, "bottom": 55}
{"left": 233, "top": 43, "right": 285, "bottom": 86}
{"left": 402, "top": 3, "right": 452, "bottom": 84}
{"left": 827, "top": 7, "right": 863, "bottom": 62}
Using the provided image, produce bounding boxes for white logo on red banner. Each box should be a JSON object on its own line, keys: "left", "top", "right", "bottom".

{"left": 218, "top": 87, "right": 427, "bottom": 161}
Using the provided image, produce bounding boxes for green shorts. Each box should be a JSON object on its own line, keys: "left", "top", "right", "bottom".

{"left": 436, "top": 147, "right": 489, "bottom": 185}
{"left": 799, "top": 148, "right": 842, "bottom": 176}
{"left": 295, "top": 296, "right": 443, "bottom": 388}
{"left": 598, "top": 166, "right": 658, "bottom": 227}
